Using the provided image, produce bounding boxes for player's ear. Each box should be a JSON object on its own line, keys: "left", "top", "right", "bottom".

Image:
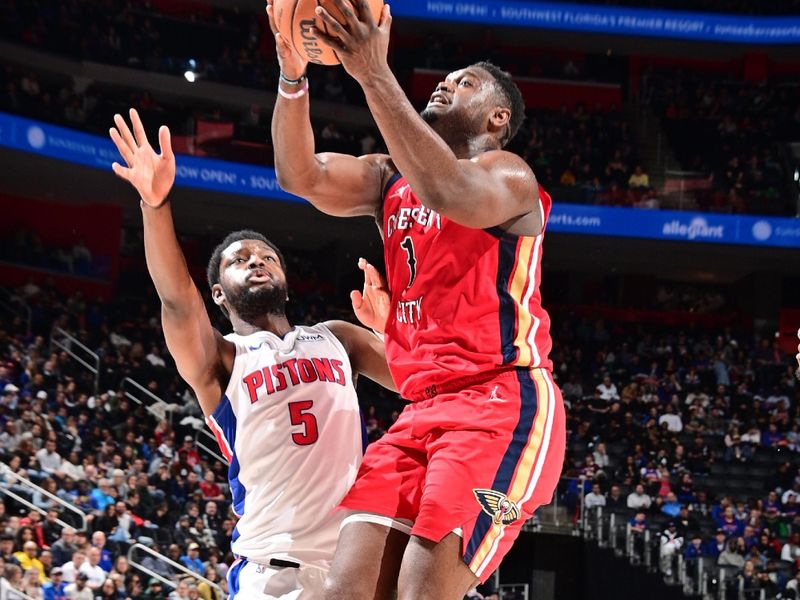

{"left": 489, "top": 106, "right": 511, "bottom": 131}
{"left": 211, "top": 284, "right": 225, "bottom": 307}
{"left": 489, "top": 106, "right": 511, "bottom": 139}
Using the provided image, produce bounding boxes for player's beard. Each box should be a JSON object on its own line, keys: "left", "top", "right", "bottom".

{"left": 224, "top": 280, "right": 288, "bottom": 323}
{"left": 421, "top": 106, "right": 481, "bottom": 146}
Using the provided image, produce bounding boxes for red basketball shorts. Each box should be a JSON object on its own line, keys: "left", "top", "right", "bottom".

{"left": 339, "top": 367, "right": 566, "bottom": 582}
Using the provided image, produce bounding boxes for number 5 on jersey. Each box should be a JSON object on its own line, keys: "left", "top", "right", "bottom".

{"left": 288, "top": 401, "right": 318, "bottom": 446}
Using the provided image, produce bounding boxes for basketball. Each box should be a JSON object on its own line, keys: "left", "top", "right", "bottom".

{"left": 274, "top": 0, "right": 385, "bottom": 66}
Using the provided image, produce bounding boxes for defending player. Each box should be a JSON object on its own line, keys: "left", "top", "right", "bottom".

{"left": 109, "top": 109, "right": 394, "bottom": 599}
{"left": 268, "top": 1, "right": 566, "bottom": 598}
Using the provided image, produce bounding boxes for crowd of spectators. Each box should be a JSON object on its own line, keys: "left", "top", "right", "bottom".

{"left": 0, "top": 223, "right": 799, "bottom": 597}
{"left": 0, "top": 277, "right": 236, "bottom": 599}
{"left": 0, "top": 229, "right": 106, "bottom": 280}
{"left": 507, "top": 103, "right": 656, "bottom": 208}
{"left": 4, "top": 0, "right": 799, "bottom": 217}
{"left": 644, "top": 69, "right": 799, "bottom": 215}
{"left": 558, "top": 313, "right": 800, "bottom": 596}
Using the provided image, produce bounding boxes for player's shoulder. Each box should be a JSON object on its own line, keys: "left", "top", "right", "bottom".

{"left": 472, "top": 149, "right": 535, "bottom": 177}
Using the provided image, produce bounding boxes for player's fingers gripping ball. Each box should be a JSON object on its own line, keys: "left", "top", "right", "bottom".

{"left": 273, "top": 0, "right": 384, "bottom": 65}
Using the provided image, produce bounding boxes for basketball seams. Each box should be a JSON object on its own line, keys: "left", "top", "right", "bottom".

{"left": 289, "top": 0, "right": 301, "bottom": 57}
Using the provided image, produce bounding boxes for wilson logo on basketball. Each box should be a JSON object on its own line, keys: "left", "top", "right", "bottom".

{"left": 473, "top": 489, "right": 521, "bottom": 526}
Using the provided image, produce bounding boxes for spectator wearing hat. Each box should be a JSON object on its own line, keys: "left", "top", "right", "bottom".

{"left": 659, "top": 521, "right": 683, "bottom": 577}
{"left": 42, "top": 566, "right": 68, "bottom": 600}
{"left": 180, "top": 543, "right": 203, "bottom": 575}
{"left": 142, "top": 578, "right": 168, "bottom": 600}
{"left": 65, "top": 573, "right": 93, "bottom": 600}
{"left": 3, "top": 383, "right": 20, "bottom": 410}
{"left": 706, "top": 529, "right": 728, "bottom": 558}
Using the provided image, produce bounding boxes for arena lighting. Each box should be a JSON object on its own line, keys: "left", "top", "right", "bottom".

{"left": 794, "top": 168, "right": 799, "bottom": 182}
{"left": 184, "top": 59, "right": 200, "bottom": 83}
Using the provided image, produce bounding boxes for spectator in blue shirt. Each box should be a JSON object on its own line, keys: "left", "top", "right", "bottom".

{"left": 715, "top": 506, "right": 744, "bottom": 537}
{"left": 42, "top": 567, "right": 68, "bottom": 600}
{"left": 89, "top": 480, "right": 115, "bottom": 512}
{"left": 179, "top": 543, "right": 204, "bottom": 575}
{"left": 705, "top": 530, "right": 727, "bottom": 558}
{"left": 683, "top": 536, "right": 705, "bottom": 560}
{"left": 91, "top": 531, "right": 114, "bottom": 573}
{"left": 662, "top": 493, "right": 682, "bottom": 518}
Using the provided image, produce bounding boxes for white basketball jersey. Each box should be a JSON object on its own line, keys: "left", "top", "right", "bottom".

{"left": 205, "top": 324, "right": 362, "bottom": 568}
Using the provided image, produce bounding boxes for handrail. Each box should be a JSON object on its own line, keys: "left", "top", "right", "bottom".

{"left": 0, "top": 579, "right": 41, "bottom": 600}
{"left": 127, "top": 543, "right": 224, "bottom": 595}
{"left": 50, "top": 326, "right": 100, "bottom": 394}
{"left": 121, "top": 377, "right": 174, "bottom": 422}
{"left": 195, "top": 438, "right": 228, "bottom": 466}
{"left": 0, "top": 486, "right": 74, "bottom": 530}
{"left": 1, "top": 465, "right": 88, "bottom": 530}
{"left": 120, "top": 378, "right": 228, "bottom": 465}
{"left": 125, "top": 560, "right": 177, "bottom": 590}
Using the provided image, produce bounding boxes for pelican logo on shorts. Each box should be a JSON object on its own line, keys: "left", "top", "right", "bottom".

{"left": 473, "top": 489, "right": 521, "bottom": 526}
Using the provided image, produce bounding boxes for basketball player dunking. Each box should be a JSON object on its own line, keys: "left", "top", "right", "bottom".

{"left": 268, "top": 1, "right": 567, "bottom": 598}
{"left": 109, "top": 109, "right": 395, "bottom": 599}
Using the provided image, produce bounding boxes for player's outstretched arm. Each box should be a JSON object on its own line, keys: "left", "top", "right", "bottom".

{"left": 109, "top": 109, "right": 232, "bottom": 416}
{"left": 266, "top": 0, "right": 384, "bottom": 218}
{"left": 313, "top": 1, "right": 540, "bottom": 232}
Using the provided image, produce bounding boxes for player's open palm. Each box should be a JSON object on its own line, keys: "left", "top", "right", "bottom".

{"left": 351, "top": 258, "right": 390, "bottom": 334}
{"left": 109, "top": 108, "right": 175, "bottom": 208}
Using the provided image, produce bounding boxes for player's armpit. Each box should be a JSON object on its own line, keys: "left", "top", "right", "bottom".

{"left": 325, "top": 320, "right": 397, "bottom": 392}
{"left": 161, "top": 291, "right": 235, "bottom": 416}
{"left": 420, "top": 150, "right": 542, "bottom": 234}
{"left": 276, "top": 152, "right": 386, "bottom": 218}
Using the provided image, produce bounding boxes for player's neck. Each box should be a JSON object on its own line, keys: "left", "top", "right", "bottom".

{"left": 230, "top": 313, "right": 293, "bottom": 337}
{"left": 448, "top": 133, "right": 500, "bottom": 159}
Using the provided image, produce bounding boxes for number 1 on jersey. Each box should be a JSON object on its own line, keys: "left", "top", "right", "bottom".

{"left": 401, "top": 236, "right": 417, "bottom": 288}
{"left": 288, "top": 400, "right": 319, "bottom": 446}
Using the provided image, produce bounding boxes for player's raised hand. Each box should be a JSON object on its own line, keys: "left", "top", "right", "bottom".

{"left": 351, "top": 258, "right": 390, "bottom": 334}
{"left": 314, "top": 0, "right": 392, "bottom": 83}
{"left": 266, "top": 0, "right": 308, "bottom": 81}
{"left": 109, "top": 109, "right": 175, "bottom": 208}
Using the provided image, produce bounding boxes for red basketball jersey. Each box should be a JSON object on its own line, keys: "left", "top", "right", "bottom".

{"left": 381, "top": 173, "right": 554, "bottom": 401}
